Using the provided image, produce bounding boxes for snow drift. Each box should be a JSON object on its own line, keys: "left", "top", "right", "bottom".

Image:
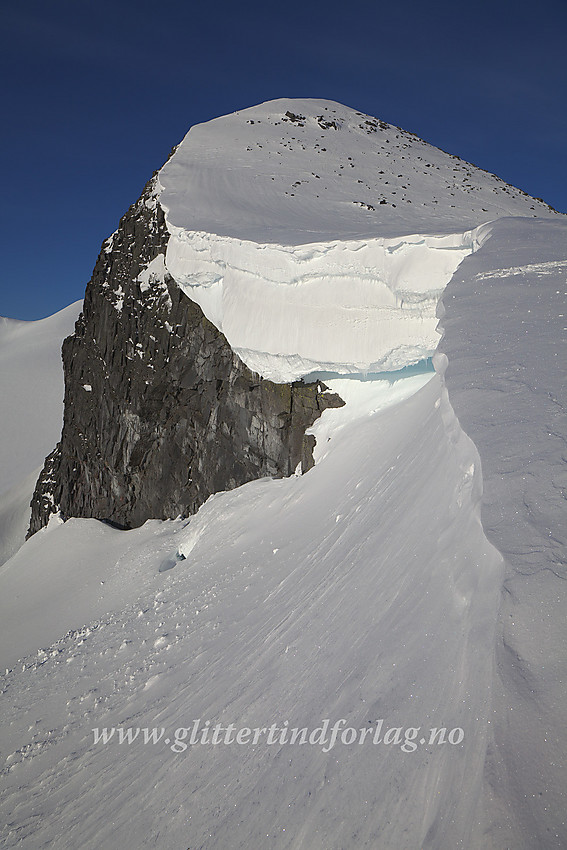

{"left": 165, "top": 228, "right": 482, "bottom": 381}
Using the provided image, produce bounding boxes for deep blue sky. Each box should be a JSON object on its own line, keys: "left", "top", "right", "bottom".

{"left": 2, "top": 0, "right": 566, "bottom": 320}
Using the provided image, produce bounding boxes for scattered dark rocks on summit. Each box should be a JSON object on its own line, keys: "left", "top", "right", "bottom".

{"left": 28, "top": 177, "right": 344, "bottom": 536}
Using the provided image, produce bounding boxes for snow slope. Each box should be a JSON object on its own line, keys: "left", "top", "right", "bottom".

{"left": 157, "top": 99, "right": 558, "bottom": 382}
{"left": 437, "top": 216, "right": 567, "bottom": 848}
{"left": 2, "top": 217, "right": 565, "bottom": 848}
{"left": 158, "top": 98, "right": 556, "bottom": 243}
{"left": 0, "top": 302, "right": 81, "bottom": 565}
{"left": 1, "top": 370, "right": 503, "bottom": 850}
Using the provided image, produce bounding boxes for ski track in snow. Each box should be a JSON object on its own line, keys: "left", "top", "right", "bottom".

{"left": 474, "top": 258, "right": 567, "bottom": 280}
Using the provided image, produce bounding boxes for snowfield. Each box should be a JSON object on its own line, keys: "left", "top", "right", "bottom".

{"left": 0, "top": 100, "right": 565, "bottom": 849}
{"left": 0, "top": 302, "right": 81, "bottom": 566}
{"left": 158, "top": 98, "right": 555, "bottom": 243}
{"left": 2, "top": 369, "right": 504, "bottom": 850}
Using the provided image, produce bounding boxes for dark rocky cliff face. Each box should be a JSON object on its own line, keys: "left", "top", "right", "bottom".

{"left": 28, "top": 177, "right": 344, "bottom": 536}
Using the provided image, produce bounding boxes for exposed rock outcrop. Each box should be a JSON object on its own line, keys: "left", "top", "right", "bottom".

{"left": 28, "top": 177, "right": 343, "bottom": 536}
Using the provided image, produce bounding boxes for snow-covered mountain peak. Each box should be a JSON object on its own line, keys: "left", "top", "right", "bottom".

{"left": 158, "top": 97, "right": 557, "bottom": 244}
{"left": 153, "top": 99, "right": 561, "bottom": 382}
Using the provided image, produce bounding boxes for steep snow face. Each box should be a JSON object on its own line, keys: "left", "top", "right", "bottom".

{"left": 436, "top": 216, "right": 567, "bottom": 846}
{"left": 158, "top": 99, "right": 556, "bottom": 382}
{"left": 165, "top": 226, "right": 481, "bottom": 381}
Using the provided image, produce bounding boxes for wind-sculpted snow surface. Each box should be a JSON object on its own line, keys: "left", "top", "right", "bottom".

{"left": 165, "top": 227, "right": 481, "bottom": 381}
{"left": 0, "top": 303, "right": 81, "bottom": 497}
{"left": 0, "top": 372, "right": 503, "bottom": 850}
{"left": 158, "top": 98, "right": 556, "bottom": 243}
{"left": 437, "top": 216, "right": 567, "bottom": 848}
